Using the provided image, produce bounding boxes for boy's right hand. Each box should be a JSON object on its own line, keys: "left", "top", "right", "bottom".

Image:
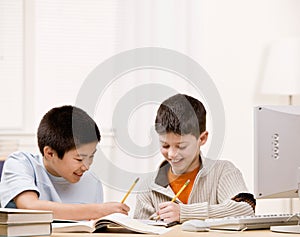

{"left": 14, "top": 191, "right": 130, "bottom": 220}
{"left": 98, "top": 202, "right": 130, "bottom": 217}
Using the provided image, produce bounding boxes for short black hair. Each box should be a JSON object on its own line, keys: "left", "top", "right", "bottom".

{"left": 37, "top": 105, "right": 101, "bottom": 158}
{"left": 155, "top": 94, "right": 206, "bottom": 138}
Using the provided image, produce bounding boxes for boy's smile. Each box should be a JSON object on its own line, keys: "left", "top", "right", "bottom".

{"left": 159, "top": 132, "right": 207, "bottom": 175}
{"left": 44, "top": 141, "right": 98, "bottom": 183}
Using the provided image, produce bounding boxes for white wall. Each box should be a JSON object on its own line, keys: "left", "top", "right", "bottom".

{"left": 1, "top": 0, "right": 300, "bottom": 215}
{"left": 198, "top": 0, "right": 300, "bottom": 214}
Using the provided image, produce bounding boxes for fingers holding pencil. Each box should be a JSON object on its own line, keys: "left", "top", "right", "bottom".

{"left": 149, "top": 179, "right": 190, "bottom": 223}
{"left": 149, "top": 201, "right": 181, "bottom": 223}
{"left": 96, "top": 178, "right": 139, "bottom": 217}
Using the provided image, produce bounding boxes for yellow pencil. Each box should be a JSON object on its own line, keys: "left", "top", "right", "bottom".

{"left": 150, "top": 179, "right": 190, "bottom": 220}
{"left": 171, "top": 179, "right": 190, "bottom": 202}
{"left": 121, "top": 177, "right": 140, "bottom": 203}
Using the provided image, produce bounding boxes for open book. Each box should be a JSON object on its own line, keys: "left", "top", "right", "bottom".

{"left": 52, "top": 213, "right": 171, "bottom": 234}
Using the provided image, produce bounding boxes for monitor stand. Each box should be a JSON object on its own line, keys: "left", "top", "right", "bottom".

{"left": 271, "top": 171, "right": 300, "bottom": 234}
{"left": 271, "top": 225, "right": 300, "bottom": 234}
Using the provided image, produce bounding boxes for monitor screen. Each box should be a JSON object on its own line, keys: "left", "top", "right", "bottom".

{"left": 254, "top": 105, "right": 300, "bottom": 199}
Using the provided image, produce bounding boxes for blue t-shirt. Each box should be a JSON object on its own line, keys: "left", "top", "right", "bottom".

{"left": 0, "top": 151, "right": 103, "bottom": 208}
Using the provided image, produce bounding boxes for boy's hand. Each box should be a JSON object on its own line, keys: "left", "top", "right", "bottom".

{"left": 14, "top": 191, "right": 130, "bottom": 220}
{"left": 99, "top": 202, "right": 130, "bottom": 216}
{"left": 158, "top": 201, "right": 180, "bottom": 223}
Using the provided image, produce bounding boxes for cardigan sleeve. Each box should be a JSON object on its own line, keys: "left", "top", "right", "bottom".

{"left": 180, "top": 199, "right": 253, "bottom": 222}
{"left": 180, "top": 161, "right": 255, "bottom": 222}
{"left": 217, "top": 162, "right": 249, "bottom": 202}
{"left": 134, "top": 190, "right": 156, "bottom": 219}
{"left": 134, "top": 160, "right": 255, "bottom": 222}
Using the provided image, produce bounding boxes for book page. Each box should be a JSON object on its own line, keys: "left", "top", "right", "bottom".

{"left": 53, "top": 214, "right": 172, "bottom": 234}
{"left": 52, "top": 221, "right": 95, "bottom": 233}
{"left": 96, "top": 213, "right": 171, "bottom": 234}
{"left": 139, "top": 219, "right": 168, "bottom": 226}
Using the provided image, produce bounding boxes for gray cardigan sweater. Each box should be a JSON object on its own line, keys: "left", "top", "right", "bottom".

{"left": 134, "top": 156, "right": 254, "bottom": 222}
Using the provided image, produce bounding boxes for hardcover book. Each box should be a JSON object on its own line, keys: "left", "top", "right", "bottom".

{"left": 0, "top": 223, "right": 51, "bottom": 236}
{"left": 0, "top": 208, "right": 53, "bottom": 236}
{"left": 0, "top": 208, "right": 53, "bottom": 224}
{"left": 52, "top": 213, "right": 171, "bottom": 234}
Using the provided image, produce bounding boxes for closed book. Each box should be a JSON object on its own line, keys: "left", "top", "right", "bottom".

{"left": 0, "top": 223, "right": 51, "bottom": 236}
{"left": 52, "top": 213, "right": 171, "bottom": 235}
{"left": 0, "top": 208, "right": 53, "bottom": 224}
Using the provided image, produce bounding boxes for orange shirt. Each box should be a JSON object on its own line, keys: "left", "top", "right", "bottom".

{"left": 167, "top": 166, "right": 200, "bottom": 204}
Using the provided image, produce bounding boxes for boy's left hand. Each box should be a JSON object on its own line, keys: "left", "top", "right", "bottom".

{"left": 157, "top": 201, "right": 180, "bottom": 223}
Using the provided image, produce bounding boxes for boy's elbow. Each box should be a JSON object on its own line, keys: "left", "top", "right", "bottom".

{"left": 14, "top": 190, "right": 40, "bottom": 209}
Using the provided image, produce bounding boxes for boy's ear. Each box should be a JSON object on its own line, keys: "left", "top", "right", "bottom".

{"left": 198, "top": 131, "right": 208, "bottom": 146}
{"left": 43, "top": 146, "right": 56, "bottom": 159}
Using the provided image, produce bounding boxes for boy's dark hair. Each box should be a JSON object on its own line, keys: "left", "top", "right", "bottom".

{"left": 155, "top": 94, "right": 206, "bottom": 138}
{"left": 37, "top": 105, "right": 101, "bottom": 159}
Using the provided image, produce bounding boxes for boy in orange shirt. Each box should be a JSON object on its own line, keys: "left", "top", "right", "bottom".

{"left": 134, "top": 94, "right": 255, "bottom": 223}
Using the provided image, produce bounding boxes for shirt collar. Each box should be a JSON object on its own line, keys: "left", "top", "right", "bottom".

{"left": 154, "top": 153, "right": 210, "bottom": 187}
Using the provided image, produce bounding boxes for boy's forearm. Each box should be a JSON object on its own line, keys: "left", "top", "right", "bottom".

{"left": 15, "top": 191, "right": 129, "bottom": 220}
{"left": 179, "top": 202, "right": 209, "bottom": 222}
{"left": 179, "top": 200, "right": 254, "bottom": 222}
{"left": 208, "top": 200, "right": 254, "bottom": 218}
{"left": 18, "top": 200, "right": 102, "bottom": 220}
{"left": 46, "top": 202, "right": 103, "bottom": 220}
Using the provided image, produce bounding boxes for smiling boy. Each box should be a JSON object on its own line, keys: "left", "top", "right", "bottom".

{"left": 0, "top": 105, "right": 129, "bottom": 220}
{"left": 134, "top": 94, "right": 255, "bottom": 223}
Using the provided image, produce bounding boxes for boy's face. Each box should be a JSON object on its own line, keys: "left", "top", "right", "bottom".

{"left": 159, "top": 132, "right": 207, "bottom": 175}
{"left": 44, "top": 141, "right": 98, "bottom": 183}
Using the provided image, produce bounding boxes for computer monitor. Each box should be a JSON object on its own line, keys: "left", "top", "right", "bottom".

{"left": 254, "top": 105, "right": 300, "bottom": 199}
{"left": 254, "top": 105, "right": 300, "bottom": 234}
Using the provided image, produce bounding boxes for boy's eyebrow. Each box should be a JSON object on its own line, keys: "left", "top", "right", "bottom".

{"left": 159, "top": 140, "right": 188, "bottom": 145}
{"left": 76, "top": 149, "right": 97, "bottom": 157}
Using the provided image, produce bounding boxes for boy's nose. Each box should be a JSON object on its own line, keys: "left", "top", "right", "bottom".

{"left": 168, "top": 147, "right": 178, "bottom": 158}
{"left": 81, "top": 159, "right": 91, "bottom": 170}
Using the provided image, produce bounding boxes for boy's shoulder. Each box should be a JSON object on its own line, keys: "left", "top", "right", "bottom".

{"left": 5, "top": 151, "right": 43, "bottom": 170}
{"left": 6, "top": 151, "right": 41, "bottom": 163}
{"left": 200, "top": 157, "right": 240, "bottom": 177}
{"left": 203, "top": 157, "right": 236, "bottom": 167}
{"left": 215, "top": 159, "right": 237, "bottom": 169}
{"left": 8, "top": 150, "right": 38, "bottom": 158}
{"left": 210, "top": 158, "right": 235, "bottom": 166}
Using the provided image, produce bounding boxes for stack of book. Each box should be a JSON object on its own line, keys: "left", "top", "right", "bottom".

{"left": 0, "top": 208, "right": 53, "bottom": 236}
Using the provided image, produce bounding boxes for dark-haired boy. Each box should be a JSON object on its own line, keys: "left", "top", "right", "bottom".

{"left": 0, "top": 105, "right": 129, "bottom": 220}
{"left": 134, "top": 94, "right": 255, "bottom": 223}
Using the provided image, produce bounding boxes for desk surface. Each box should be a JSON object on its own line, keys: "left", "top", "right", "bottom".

{"left": 49, "top": 226, "right": 296, "bottom": 237}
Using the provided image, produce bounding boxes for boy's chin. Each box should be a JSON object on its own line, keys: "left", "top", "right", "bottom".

{"left": 171, "top": 167, "right": 186, "bottom": 175}
{"left": 67, "top": 175, "right": 81, "bottom": 183}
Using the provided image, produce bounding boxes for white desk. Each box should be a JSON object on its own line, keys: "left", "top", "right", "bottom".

{"left": 49, "top": 226, "right": 296, "bottom": 237}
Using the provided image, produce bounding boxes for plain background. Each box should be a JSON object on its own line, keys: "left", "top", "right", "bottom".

{"left": 1, "top": 0, "right": 300, "bottom": 216}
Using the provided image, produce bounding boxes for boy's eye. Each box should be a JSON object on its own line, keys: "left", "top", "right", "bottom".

{"left": 75, "top": 159, "right": 83, "bottom": 162}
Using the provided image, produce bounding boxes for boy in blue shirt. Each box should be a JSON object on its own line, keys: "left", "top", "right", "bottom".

{"left": 0, "top": 105, "right": 129, "bottom": 220}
